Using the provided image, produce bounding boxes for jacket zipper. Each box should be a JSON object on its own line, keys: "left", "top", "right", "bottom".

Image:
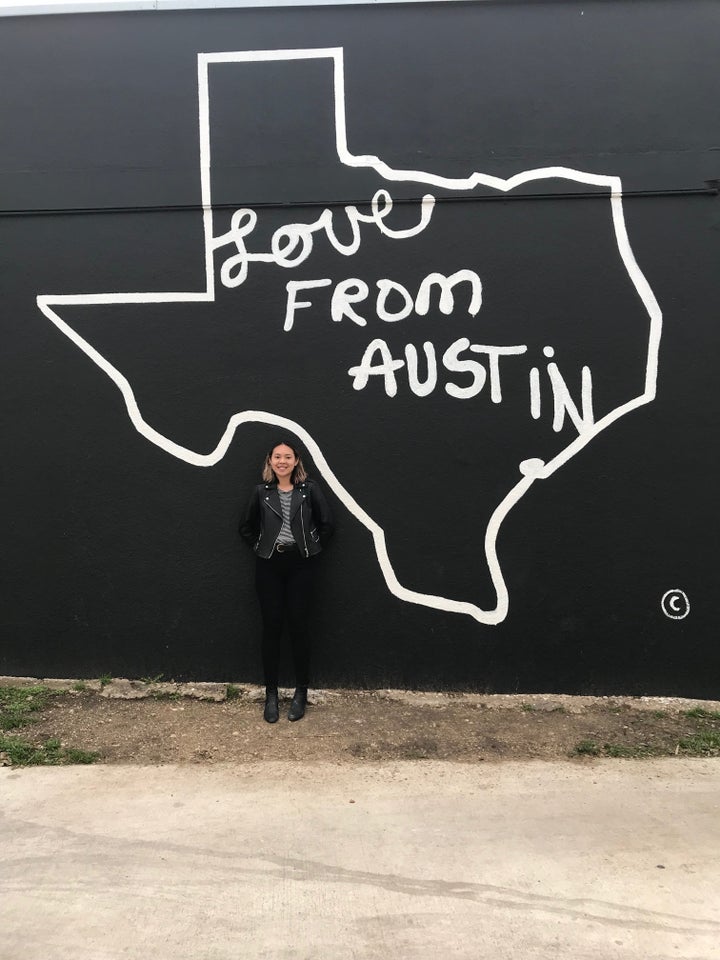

{"left": 264, "top": 496, "right": 284, "bottom": 558}
{"left": 301, "top": 511, "right": 309, "bottom": 557}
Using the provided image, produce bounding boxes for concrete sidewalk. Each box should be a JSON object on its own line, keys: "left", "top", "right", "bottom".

{"left": 1, "top": 761, "right": 719, "bottom": 960}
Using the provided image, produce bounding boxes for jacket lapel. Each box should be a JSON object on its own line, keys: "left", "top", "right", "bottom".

{"left": 265, "top": 488, "right": 283, "bottom": 519}
{"left": 289, "top": 488, "right": 303, "bottom": 520}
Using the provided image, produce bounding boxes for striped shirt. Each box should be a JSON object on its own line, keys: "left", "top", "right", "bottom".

{"left": 277, "top": 489, "right": 296, "bottom": 545}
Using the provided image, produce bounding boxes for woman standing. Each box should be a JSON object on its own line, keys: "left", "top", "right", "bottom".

{"left": 239, "top": 441, "right": 334, "bottom": 723}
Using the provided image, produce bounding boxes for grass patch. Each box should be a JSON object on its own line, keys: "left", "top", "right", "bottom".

{"left": 520, "top": 702, "right": 536, "bottom": 712}
{"left": 0, "top": 685, "right": 56, "bottom": 731}
{"left": 682, "top": 707, "right": 720, "bottom": 721}
{"left": 678, "top": 731, "right": 720, "bottom": 756}
{"left": 0, "top": 734, "right": 99, "bottom": 767}
{"left": 99, "top": 674, "right": 113, "bottom": 687}
{"left": 572, "top": 739, "right": 665, "bottom": 759}
{"left": 226, "top": 684, "right": 242, "bottom": 701}
{"left": 150, "top": 690, "right": 181, "bottom": 701}
{"left": 140, "top": 674, "right": 165, "bottom": 685}
{"left": 73, "top": 680, "right": 88, "bottom": 692}
{"left": 603, "top": 742, "right": 663, "bottom": 759}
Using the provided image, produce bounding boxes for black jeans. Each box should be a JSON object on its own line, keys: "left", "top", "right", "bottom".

{"left": 255, "top": 551, "right": 316, "bottom": 689}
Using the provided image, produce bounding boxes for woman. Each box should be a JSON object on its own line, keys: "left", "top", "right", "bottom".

{"left": 239, "top": 440, "right": 334, "bottom": 723}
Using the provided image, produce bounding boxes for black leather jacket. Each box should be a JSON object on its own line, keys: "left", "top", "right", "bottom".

{"left": 239, "top": 479, "right": 334, "bottom": 559}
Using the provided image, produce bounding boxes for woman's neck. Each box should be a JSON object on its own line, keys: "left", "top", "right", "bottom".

{"left": 276, "top": 479, "right": 294, "bottom": 492}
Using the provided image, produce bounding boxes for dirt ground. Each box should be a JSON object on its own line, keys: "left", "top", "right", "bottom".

{"left": 4, "top": 679, "right": 720, "bottom": 764}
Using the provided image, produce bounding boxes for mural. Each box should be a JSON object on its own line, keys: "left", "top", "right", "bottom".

{"left": 3, "top": 0, "right": 718, "bottom": 691}
{"left": 36, "top": 47, "right": 661, "bottom": 625}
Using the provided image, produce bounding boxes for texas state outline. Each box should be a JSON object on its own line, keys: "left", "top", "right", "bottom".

{"left": 36, "top": 47, "right": 662, "bottom": 625}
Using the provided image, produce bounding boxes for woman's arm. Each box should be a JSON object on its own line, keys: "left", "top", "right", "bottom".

{"left": 309, "top": 481, "right": 334, "bottom": 544}
{"left": 238, "top": 486, "right": 261, "bottom": 547}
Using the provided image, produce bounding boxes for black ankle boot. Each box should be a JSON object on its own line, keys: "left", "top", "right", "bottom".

{"left": 288, "top": 687, "right": 308, "bottom": 722}
{"left": 263, "top": 688, "right": 279, "bottom": 724}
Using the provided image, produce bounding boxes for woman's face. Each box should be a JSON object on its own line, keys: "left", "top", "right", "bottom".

{"left": 270, "top": 444, "right": 299, "bottom": 483}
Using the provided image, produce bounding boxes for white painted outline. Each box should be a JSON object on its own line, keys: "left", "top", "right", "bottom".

{"left": 37, "top": 47, "right": 662, "bottom": 624}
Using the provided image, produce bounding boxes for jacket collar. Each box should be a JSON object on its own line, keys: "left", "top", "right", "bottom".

{"left": 263, "top": 482, "right": 305, "bottom": 519}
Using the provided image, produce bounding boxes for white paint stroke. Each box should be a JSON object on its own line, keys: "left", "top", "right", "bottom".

{"left": 37, "top": 46, "right": 663, "bottom": 625}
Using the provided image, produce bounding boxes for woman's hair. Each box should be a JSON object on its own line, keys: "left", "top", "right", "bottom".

{"left": 261, "top": 439, "right": 308, "bottom": 484}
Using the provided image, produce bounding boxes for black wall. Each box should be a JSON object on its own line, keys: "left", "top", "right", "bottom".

{"left": 1, "top": 0, "right": 718, "bottom": 694}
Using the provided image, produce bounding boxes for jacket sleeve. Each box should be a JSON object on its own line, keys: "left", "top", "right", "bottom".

{"left": 309, "top": 480, "right": 334, "bottom": 544}
{"left": 238, "top": 486, "right": 261, "bottom": 547}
